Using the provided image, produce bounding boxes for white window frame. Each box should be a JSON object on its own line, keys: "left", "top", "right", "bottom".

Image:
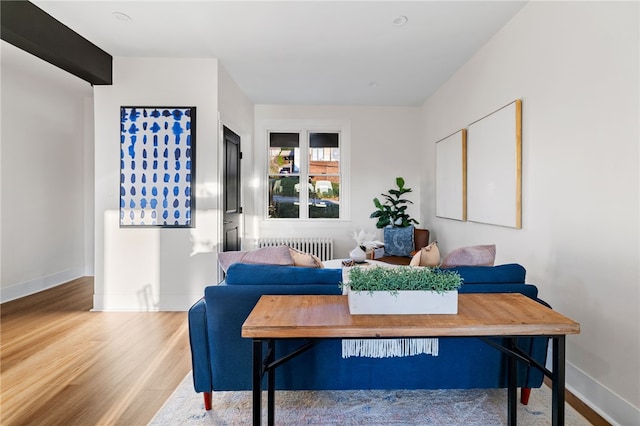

{"left": 258, "top": 119, "right": 351, "bottom": 222}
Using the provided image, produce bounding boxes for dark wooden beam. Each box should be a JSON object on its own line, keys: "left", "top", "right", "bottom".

{"left": 1, "top": 0, "right": 112, "bottom": 85}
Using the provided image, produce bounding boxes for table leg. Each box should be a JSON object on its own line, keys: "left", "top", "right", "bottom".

{"left": 252, "top": 339, "right": 262, "bottom": 426}
{"left": 267, "top": 339, "right": 275, "bottom": 426}
{"left": 552, "top": 336, "right": 566, "bottom": 426}
{"left": 507, "top": 337, "right": 518, "bottom": 426}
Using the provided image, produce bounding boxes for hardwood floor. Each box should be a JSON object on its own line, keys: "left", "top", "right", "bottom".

{"left": 543, "top": 377, "right": 610, "bottom": 426}
{"left": 1, "top": 278, "right": 609, "bottom": 425}
{"left": 1, "top": 277, "right": 192, "bottom": 425}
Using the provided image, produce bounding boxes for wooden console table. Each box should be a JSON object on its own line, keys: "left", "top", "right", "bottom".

{"left": 242, "top": 293, "right": 580, "bottom": 426}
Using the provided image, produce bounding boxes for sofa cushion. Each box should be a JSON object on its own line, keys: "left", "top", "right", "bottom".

{"left": 383, "top": 225, "right": 414, "bottom": 257}
{"left": 444, "top": 263, "right": 526, "bottom": 284}
{"left": 225, "top": 264, "right": 342, "bottom": 286}
{"left": 440, "top": 244, "right": 496, "bottom": 268}
{"left": 218, "top": 245, "right": 294, "bottom": 273}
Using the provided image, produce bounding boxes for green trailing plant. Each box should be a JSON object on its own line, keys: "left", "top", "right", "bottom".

{"left": 370, "top": 177, "right": 419, "bottom": 228}
{"left": 343, "top": 267, "right": 462, "bottom": 295}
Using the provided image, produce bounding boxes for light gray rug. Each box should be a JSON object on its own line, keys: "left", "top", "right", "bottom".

{"left": 149, "top": 373, "right": 590, "bottom": 425}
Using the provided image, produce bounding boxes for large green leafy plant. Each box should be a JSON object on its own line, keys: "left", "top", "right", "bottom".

{"left": 370, "top": 177, "right": 419, "bottom": 228}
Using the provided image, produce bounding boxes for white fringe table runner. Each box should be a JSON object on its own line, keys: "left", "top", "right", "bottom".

{"left": 341, "top": 338, "right": 439, "bottom": 358}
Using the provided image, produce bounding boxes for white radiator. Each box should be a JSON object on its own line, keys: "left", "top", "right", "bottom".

{"left": 257, "top": 237, "right": 334, "bottom": 261}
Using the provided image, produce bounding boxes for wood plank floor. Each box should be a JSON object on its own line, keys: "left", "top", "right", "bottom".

{"left": 1, "top": 277, "right": 191, "bottom": 425}
{"left": 1, "top": 277, "right": 609, "bottom": 426}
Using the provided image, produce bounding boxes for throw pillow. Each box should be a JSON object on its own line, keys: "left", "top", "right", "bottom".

{"left": 409, "top": 241, "right": 441, "bottom": 267}
{"left": 409, "top": 250, "right": 422, "bottom": 266}
{"left": 289, "top": 247, "right": 323, "bottom": 268}
{"left": 440, "top": 244, "right": 496, "bottom": 268}
{"left": 383, "top": 225, "right": 414, "bottom": 257}
{"left": 218, "top": 245, "right": 294, "bottom": 273}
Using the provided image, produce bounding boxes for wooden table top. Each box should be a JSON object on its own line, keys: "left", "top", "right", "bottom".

{"left": 241, "top": 294, "right": 580, "bottom": 339}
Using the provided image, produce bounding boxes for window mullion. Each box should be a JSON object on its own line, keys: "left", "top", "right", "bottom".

{"left": 299, "top": 130, "right": 309, "bottom": 219}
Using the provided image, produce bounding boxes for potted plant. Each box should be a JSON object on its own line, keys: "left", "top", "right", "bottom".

{"left": 370, "top": 177, "right": 419, "bottom": 228}
{"left": 370, "top": 177, "right": 419, "bottom": 257}
{"left": 342, "top": 266, "right": 462, "bottom": 315}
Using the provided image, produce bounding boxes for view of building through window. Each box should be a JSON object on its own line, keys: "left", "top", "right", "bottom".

{"left": 268, "top": 131, "right": 340, "bottom": 219}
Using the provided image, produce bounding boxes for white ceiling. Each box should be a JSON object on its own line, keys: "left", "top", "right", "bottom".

{"left": 27, "top": 1, "right": 527, "bottom": 106}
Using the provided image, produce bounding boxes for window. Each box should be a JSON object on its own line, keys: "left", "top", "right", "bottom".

{"left": 268, "top": 131, "right": 341, "bottom": 219}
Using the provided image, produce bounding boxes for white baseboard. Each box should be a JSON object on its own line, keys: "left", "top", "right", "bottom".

{"left": 92, "top": 293, "right": 199, "bottom": 312}
{"left": 566, "top": 362, "right": 639, "bottom": 426}
{"left": 547, "top": 341, "right": 638, "bottom": 425}
{"left": 0, "top": 268, "right": 85, "bottom": 303}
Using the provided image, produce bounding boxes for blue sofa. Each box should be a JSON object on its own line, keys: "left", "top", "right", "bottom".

{"left": 188, "top": 263, "right": 549, "bottom": 410}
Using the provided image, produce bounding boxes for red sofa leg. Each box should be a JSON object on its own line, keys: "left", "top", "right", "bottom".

{"left": 203, "top": 392, "right": 212, "bottom": 410}
{"left": 520, "top": 387, "right": 531, "bottom": 405}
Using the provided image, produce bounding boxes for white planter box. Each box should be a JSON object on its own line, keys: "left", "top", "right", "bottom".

{"left": 347, "top": 289, "right": 458, "bottom": 315}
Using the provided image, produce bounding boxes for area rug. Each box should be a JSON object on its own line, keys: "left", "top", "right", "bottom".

{"left": 149, "top": 373, "right": 590, "bottom": 425}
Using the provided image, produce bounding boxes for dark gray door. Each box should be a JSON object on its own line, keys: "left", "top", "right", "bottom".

{"left": 223, "top": 126, "right": 241, "bottom": 251}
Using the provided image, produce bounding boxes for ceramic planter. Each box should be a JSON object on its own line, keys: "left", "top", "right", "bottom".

{"left": 347, "top": 288, "right": 458, "bottom": 315}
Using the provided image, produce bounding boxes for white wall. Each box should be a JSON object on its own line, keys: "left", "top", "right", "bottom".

{"left": 0, "top": 41, "right": 93, "bottom": 302}
{"left": 93, "top": 57, "right": 221, "bottom": 311}
{"left": 421, "top": 2, "right": 639, "bottom": 424}
{"left": 254, "top": 105, "right": 422, "bottom": 258}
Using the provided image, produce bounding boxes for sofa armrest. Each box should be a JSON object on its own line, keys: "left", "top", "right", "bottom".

{"left": 523, "top": 297, "right": 552, "bottom": 388}
{"left": 188, "top": 298, "right": 212, "bottom": 393}
{"left": 458, "top": 282, "right": 549, "bottom": 388}
{"left": 204, "top": 283, "right": 342, "bottom": 390}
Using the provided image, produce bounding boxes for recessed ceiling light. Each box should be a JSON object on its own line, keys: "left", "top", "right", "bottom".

{"left": 112, "top": 11, "right": 132, "bottom": 23}
{"left": 392, "top": 15, "right": 408, "bottom": 26}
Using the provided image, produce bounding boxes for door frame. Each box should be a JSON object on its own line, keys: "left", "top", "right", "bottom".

{"left": 222, "top": 125, "right": 241, "bottom": 251}
{"left": 218, "top": 116, "right": 244, "bottom": 279}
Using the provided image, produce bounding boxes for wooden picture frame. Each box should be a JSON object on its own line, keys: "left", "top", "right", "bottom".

{"left": 436, "top": 129, "right": 467, "bottom": 221}
{"left": 466, "top": 99, "right": 522, "bottom": 228}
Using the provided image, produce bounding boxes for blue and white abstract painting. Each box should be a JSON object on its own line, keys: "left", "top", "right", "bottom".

{"left": 120, "top": 107, "right": 195, "bottom": 227}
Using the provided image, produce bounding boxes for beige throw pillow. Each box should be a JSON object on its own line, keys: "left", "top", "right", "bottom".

{"left": 409, "top": 242, "right": 441, "bottom": 267}
{"left": 289, "top": 247, "right": 324, "bottom": 268}
{"left": 409, "top": 251, "right": 422, "bottom": 266}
